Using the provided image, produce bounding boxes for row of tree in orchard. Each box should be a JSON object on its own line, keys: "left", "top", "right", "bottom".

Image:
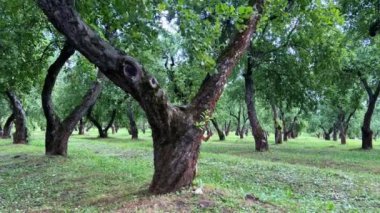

{"left": 1, "top": 0, "right": 380, "bottom": 194}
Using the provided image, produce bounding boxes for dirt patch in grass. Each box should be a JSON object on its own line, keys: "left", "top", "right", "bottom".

{"left": 116, "top": 187, "right": 284, "bottom": 212}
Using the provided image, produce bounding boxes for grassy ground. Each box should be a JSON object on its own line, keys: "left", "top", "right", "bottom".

{"left": 0, "top": 130, "right": 380, "bottom": 212}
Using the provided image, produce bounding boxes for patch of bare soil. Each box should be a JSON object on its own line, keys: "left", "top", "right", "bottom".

{"left": 117, "top": 187, "right": 284, "bottom": 213}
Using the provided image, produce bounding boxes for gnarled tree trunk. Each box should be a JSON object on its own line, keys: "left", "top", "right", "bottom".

{"left": 42, "top": 42, "right": 102, "bottom": 156}
{"left": 37, "top": 0, "right": 264, "bottom": 194}
{"left": 87, "top": 108, "right": 116, "bottom": 138}
{"left": 6, "top": 91, "right": 28, "bottom": 144}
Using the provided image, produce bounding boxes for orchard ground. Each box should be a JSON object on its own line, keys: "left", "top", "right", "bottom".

{"left": 1, "top": 130, "right": 380, "bottom": 212}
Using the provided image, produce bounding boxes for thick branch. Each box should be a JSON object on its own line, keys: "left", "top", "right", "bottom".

{"left": 358, "top": 72, "right": 373, "bottom": 97}
{"left": 374, "top": 80, "right": 380, "bottom": 98}
{"left": 42, "top": 41, "right": 75, "bottom": 126}
{"left": 190, "top": 0, "right": 265, "bottom": 118}
{"left": 37, "top": 0, "right": 179, "bottom": 131}
{"left": 62, "top": 72, "right": 103, "bottom": 130}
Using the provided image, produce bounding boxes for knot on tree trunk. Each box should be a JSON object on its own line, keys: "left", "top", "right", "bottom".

{"left": 120, "top": 56, "right": 142, "bottom": 81}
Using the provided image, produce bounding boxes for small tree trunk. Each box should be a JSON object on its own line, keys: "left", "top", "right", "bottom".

{"left": 324, "top": 130, "right": 331, "bottom": 140}
{"left": 361, "top": 98, "right": 376, "bottom": 149}
{"left": 239, "top": 124, "right": 245, "bottom": 139}
{"left": 271, "top": 103, "right": 282, "bottom": 144}
{"left": 78, "top": 118, "right": 85, "bottom": 135}
{"left": 332, "top": 127, "right": 337, "bottom": 141}
{"left": 2, "top": 114, "right": 14, "bottom": 139}
{"left": 111, "top": 124, "right": 116, "bottom": 134}
{"left": 234, "top": 111, "right": 241, "bottom": 136}
{"left": 141, "top": 122, "right": 146, "bottom": 134}
{"left": 127, "top": 106, "right": 138, "bottom": 140}
{"left": 6, "top": 91, "right": 28, "bottom": 144}
{"left": 224, "top": 120, "right": 231, "bottom": 136}
{"left": 211, "top": 119, "right": 225, "bottom": 141}
{"left": 340, "top": 129, "right": 346, "bottom": 145}
{"left": 282, "top": 119, "right": 288, "bottom": 142}
{"left": 115, "top": 123, "right": 119, "bottom": 133}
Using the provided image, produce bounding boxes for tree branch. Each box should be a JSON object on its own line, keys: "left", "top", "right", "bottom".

{"left": 62, "top": 72, "right": 103, "bottom": 130}
{"left": 42, "top": 41, "right": 75, "bottom": 126}
{"left": 357, "top": 71, "right": 374, "bottom": 97}
{"left": 190, "top": 0, "right": 265, "bottom": 119}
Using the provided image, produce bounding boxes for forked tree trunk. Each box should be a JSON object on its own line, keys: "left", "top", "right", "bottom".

{"left": 211, "top": 118, "right": 225, "bottom": 141}
{"left": 338, "top": 109, "right": 356, "bottom": 145}
{"left": 87, "top": 108, "right": 116, "bottom": 139}
{"left": 127, "top": 106, "right": 138, "bottom": 140}
{"left": 37, "top": 0, "right": 264, "bottom": 194}
{"left": 42, "top": 42, "right": 102, "bottom": 155}
{"left": 2, "top": 114, "right": 14, "bottom": 139}
{"left": 78, "top": 118, "right": 85, "bottom": 135}
{"left": 6, "top": 91, "right": 28, "bottom": 144}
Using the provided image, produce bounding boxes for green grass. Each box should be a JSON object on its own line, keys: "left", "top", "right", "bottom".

{"left": 1, "top": 130, "right": 380, "bottom": 212}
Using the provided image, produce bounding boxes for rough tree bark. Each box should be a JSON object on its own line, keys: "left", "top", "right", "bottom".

{"left": 211, "top": 118, "right": 225, "bottom": 141}
{"left": 127, "top": 106, "right": 138, "bottom": 140}
{"left": 270, "top": 103, "right": 282, "bottom": 144}
{"left": 1, "top": 114, "right": 14, "bottom": 139}
{"left": 87, "top": 107, "right": 116, "bottom": 138}
{"left": 42, "top": 42, "right": 103, "bottom": 156}
{"left": 244, "top": 48, "right": 268, "bottom": 151}
{"left": 6, "top": 91, "right": 28, "bottom": 144}
{"left": 358, "top": 73, "right": 380, "bottom": 150}
{"left": 37, "top": 0, "right": 264, "bottom": 194}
